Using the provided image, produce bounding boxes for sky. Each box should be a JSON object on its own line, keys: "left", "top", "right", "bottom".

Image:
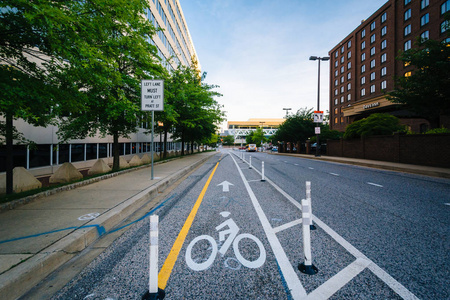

{"left": 181, "top": 0, "right": 388, "bottom": 130}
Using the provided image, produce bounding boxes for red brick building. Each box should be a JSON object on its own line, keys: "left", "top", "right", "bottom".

{"left": 329, "top": 0, "right": 449, "bottom": 133}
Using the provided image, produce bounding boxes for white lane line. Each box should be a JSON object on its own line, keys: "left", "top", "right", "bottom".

{"left": 308, "top": 167, "right": 314, "bottom": 170}
{"left": 444, "top": 203, "right": 450, "bottom": 206}
{"left": 367, "top": 182, "right": 383, "bottom": 187}
{"left": 248, "top": 162, "right": 419, "bottom": 300}
{"left": 273, "top": 219, "right": 303, "bottom": 233}
{"left": 294, "top": 163, "right": 299, "bottom": 166}
{"left": 329, "top": 173, "right": 340, "bottom": 176}
{"left": 305, "top": 258, "right": 371, "bottom": 300}
{"left": 230, "top": 154, "right": 307, "bottom": 299}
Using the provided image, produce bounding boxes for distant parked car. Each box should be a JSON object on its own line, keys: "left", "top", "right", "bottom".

{"left": 272, "top": 146, "right": 278, "bottom": 152}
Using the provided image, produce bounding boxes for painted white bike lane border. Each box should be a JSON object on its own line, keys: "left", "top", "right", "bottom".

{"left": 230, "top": 153, "right": 308, "bottom": 299}
{"left": 236, "top": 151, "right": 419, "bottom": 300}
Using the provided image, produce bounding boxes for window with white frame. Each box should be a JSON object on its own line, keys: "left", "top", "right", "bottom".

{"left": 381, "top": 12, "right": 387, "bottom": 23}
{"left": 348, "top": 40, "right": 352, "bottom": 48}
{"left": 361, "top": 65, "right": 366, "bottom": 73}
{"left": 340, "top": 86, "right": 344, "bottom": 93}
{"left": 381, "top": 80, "right": 387, "bottom": 90}
{"left": 335, "top": 79, "right": 338, "bottom": 86}
{"left": 371, "top": 21, "right": 376, "bottom": 31}
{"left": 421, "top": 13, "right": 429, "bottom": 26}
{"left": 341, "top": 96, "right": 344, "bottom": 103}
{"left": 361, "top": 53, "right": 366, "bottom": 62}
{"left": 361, "top": 88, "right": 366, "bottom": 96}
{"left": 341, "top": 56, "right": 345, "bottom": 64}
{"left": 370, "top": 85, "right": 375, "bottom": 93}
{"left": 421, "top": 0, "right": 429, "bottom": 9}
{"left": 361, "top": 76, "right": 366, "bottom": 85}
{"left": 442, "top": 0, "right": 450, "bottom": 15}
{"left": 361, "top": 41, "right": 366, "bottom": 50}
{"left": 370, "top": 72, "right": 376, "bottom": 81}
{"left": 341, "top": 66, "right": 345, "bottom": 73}
{"left": 347, "top": 72, "right": 351, "bottom": 80}
{"left": 370, "top": 59, "right": 376, "bottom": 69}
{"left": 404, "top": 40, "right": 412, "bottom": 50}
{"left": 370, "top": 47, "right": 376, "bottom": 56}
{"left": 335, "top": 60, "right": 338, "bottom": 67}
{"left": 341, "top": 76, "right": 344, "bottom": 83}
{"left": 381, "top": 66, "right": 387, "bottom": 77}
{"left": 381, "top": 53, "right": 387, "bottom": 63}
{"left": 348, "top": 51, "right": 352, "bottom": 59}
{"left": 381, "top": 40, "right": 387, "bottom": 50}
{"left": 404, "top": 24, "right": 411, "bottom": 36}
{"left": 370, "top": 34, "right": 376, "bottom": 43}
{"left": 347, "top": 62, "right": 351, "bottom": 69}
{"left": 381, "top": 26, "right": 387, "bottom": 36}
{"left": 347, "top": 83, "right": 351, "bottom": 91}
{"left": 405, "top": 9, "right": 411, "bottom": 21}
{"left": 334, "top": 99, "right": 338, "bottom": 105}
{"left": 361, "top": 29, "right": 366, "bottom": 38}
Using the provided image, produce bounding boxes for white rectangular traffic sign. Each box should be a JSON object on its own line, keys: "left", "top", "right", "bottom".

{"left": 141, "top": 80, "right": 164, "bottom": 111}
{"left": 313, "top": 111, "right": 323, "bottom": 123}
{"left": 315, "top": 127, "right": 321, "bottom": 134}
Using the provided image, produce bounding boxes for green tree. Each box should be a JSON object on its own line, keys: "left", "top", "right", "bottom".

{"left": 0, "top": 1, "right": 84, "bottom": 193}
{"left": 250, "top": 127, "right": 267, "bottom": 147}
{"left": 53, "top": 0, "right": 164, "bottom": 171}
{"left": 222, "top": 135, "right": 235, "bottom": 146}
{"left": 343, "top": 113, "right": 405, "bottom": 139}
{"left": 387, "top": 27, "right": 450, "bottom": 128}
{"left": 272, "top": 108, "right": 315, "bottom": 144}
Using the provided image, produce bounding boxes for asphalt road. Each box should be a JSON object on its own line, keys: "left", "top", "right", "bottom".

{"left": 50, "top": 150, "right": 449, "bottom": 299}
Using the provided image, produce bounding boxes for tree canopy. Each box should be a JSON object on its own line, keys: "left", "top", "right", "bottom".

{"left": 271, "top": 108, "right": 315, "bottom": 143}
{"left": 387, "top": 27, "right": 450, "bottom": 128}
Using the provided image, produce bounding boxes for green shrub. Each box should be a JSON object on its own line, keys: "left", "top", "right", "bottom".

{"left": 344, "top": 113, "right": 405, "bottom": 139}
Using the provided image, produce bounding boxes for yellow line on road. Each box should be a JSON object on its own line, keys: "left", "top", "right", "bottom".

{"left": 158, "top": 161, "right": 220, "bottom": 289}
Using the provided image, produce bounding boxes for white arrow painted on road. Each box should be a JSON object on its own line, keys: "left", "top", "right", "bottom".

{"left": 218, "top": 181, "right": 234, "bottom": 192}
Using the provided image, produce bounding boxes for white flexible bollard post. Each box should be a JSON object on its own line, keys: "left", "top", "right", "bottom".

{"left": 306, "top": 181, "right": 316, "bottom": 230}
{"left": 261, "top": 161, "right": 265, "bottom": 182}
{"left": 249, "top": 156, "right": 252, "bottom": 169}
{"left": 298, "top": 195, "right": 318, "bottom": 275}
{"left": 142, "top": 215, "right": 164, "bottom": 300}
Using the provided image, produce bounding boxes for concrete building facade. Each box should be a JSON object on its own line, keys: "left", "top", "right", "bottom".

{"left": 0, "top": 0, "right": 198, "bottom": 176}
{"left": 329, "top": 0, "right": 449, "bottom": 133}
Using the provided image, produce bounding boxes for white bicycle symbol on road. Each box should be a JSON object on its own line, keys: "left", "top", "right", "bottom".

{"left": 185, "top": 211, "right": 266, "bottom": 271}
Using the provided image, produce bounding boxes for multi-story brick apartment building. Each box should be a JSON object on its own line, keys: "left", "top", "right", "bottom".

{"left": 329, "top": 0, "right": 449, "bottom": 132}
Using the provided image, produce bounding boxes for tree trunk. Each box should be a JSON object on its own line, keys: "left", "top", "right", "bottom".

{"left": 112, "top": 131, "right": 120, "bottom": 171}
{"left": 163, "top": 129, "right": 168, "bottom": 159}
{"left": 6, "top": 112, "right": 13, "bottom": 194}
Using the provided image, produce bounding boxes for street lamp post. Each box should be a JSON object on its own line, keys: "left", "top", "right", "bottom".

{"left": 309, "top": 56, "right": 329, "bottom": 157}
{"left": 283, "top": 108, "right": 292, "bottom": 118}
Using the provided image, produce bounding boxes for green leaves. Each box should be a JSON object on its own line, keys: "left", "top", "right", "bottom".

{"left": 343, "top": 113, "right": 404, "bottom": 139}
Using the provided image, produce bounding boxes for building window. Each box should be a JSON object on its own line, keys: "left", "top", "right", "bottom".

{"left": 404, "top": 40, "right": 412, "bottom": 50}
{"left": 347, "top": 62, "right": 352, "bottom": 69}
{"left": 421, "top": 0, "right": 429, "bottom": 9}
{"left": 381, "top": 40, "right": 387, "bottom": 50}
{"left": 361, "top": 29, "right": 366, "bottom": 38}
{"left": 348, "top": 51, "right": 352, "bottom": 59}
{"left": 370, "top": 85, "right": 376, "bottom": 93}
{"left": 404, "top": 24, "right": 411, "bottom": 36}
{"left": 405, "top": 71, "right": 412, "bottom": 77}
{"left": 441, "top": 20, "right": 450, "bottom": 33}
{"left": 361, "top": 76, "right": 366, "bottom": 85}
{"left": 341, "top": 56, "right": 345, "bottom": 63}
{"left": 347, "top": 72, "right": 351, "bottom": 80}
{"left": 334, "top": 108, "right": 338, "bottom": 114}
{"left": 348, "top": 40, "right": 352, "bottom": 48}
{"left": 347, "top": 83, "right": 351, "bottom": 91}
{"left": 341, "top": 76, "right": 345, "bottom": 83}
{"left": 361, "top": 41, "right": 366, "bottom": 50}
{"left": 335, "top": 70, "right": 338, "bottom": 77}
{"left": 405, "top": 0, "right": 411, "bottom": 5}
{"left": 334, "top": 117, "right": 338, "bottom": 124}
{"left": 370, "top": 34, "right": 376, "bottom": 44}
{"left": 361, "top": 53, "right": 366, "bottom": 62}
{"left": 335, "top": 51, "right": 339, "bottom": 58}
{"left": 335, "top": 89, "right": 338, "bottom": 96}
{"left": 442, "top": 0, "right": 450, "bottom": 15}
{"left": 370, "top": 59, "right": 376, "bottom": 69}
{"left": 381, "top": 53, "right": 387, "bottom": 63}
{"left": 421, "top": 30, "right": 429, "bottom": 41}
{"left": 381, "top": 80, "right": 387, "bottom": 90}
{"left": 381, "top": 66, "right": 387, "bottom": 77}
{"left": 341, "top": 66, "right": 345, "bottom": 73}
{"left": 347, "top": 94, "right": 351, "bottom": 101}
{"left": 370, "top": 72, "right": 376, "bottom": 81}
{"left": 371, "top": 21, "right": 376, "bottom": 31}
{"left": 405, "top": 9, "right": 411, "bottom": 21}
{"left": 340, "top": 96, "right": 344, "bottom": 103}
{"left": 421, "top": 13, "right": 429, "bottom": 27}
{"left": 335, "top": 60, "right": 338, "bottom": 67}
{"left": 381, "top": 26, "right": 387, "bottom": 36}
{"left": 341, "top": 46, "right": 345, "bottom": 53}
{"left": 361, "top": 88, "right": 366, "bottom": 96}
{"left": 340, "top": 86, "right": 345, "bottom": 93}
{"left": 370, "top": 47, "right": 376, "bottom": 56}
{"left": 335, "top": 79, "right": 338, "bottom": 86}
{"left": 361, "top": 65, "right": 366, "bottom": 73}
{"left": 381, "top": 12, "right": 387, "bottom": 23}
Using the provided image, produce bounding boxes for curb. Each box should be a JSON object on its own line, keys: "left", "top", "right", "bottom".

{"left": 0, "top": 153, "right": 216, "bottom": 300}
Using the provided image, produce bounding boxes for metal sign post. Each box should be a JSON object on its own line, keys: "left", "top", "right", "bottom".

{"left": 142, "top": 80, "right": 164, "bottom": 180}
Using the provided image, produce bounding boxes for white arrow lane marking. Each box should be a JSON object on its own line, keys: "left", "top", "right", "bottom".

{"left": 218, "top": 181, "right": 234, "bottom": 192}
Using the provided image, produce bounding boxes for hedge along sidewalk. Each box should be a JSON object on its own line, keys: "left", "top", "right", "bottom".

{"left": 0, "top": 151, "right": 218, "bottom": 300}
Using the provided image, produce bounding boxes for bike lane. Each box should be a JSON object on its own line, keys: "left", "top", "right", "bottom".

{"left": 159, "top": 152, "right": 292, "bottom": 299}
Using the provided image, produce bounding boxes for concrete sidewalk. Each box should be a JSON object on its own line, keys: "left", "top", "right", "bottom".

{"left": 0, "top": 151, "right": 218, "bottom": 300}
{"left": 272, "top": 152, "right": 450, "bottom": 179}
